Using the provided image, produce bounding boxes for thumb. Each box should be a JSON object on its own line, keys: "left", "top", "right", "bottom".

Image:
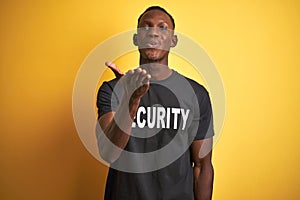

{"left": 105, "top": 61, "right": 124, "bottom": 78}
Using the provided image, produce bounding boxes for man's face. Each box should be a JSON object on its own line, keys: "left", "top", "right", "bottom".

{"left": 136, "top": 10, "right": 176, "bottom": 62}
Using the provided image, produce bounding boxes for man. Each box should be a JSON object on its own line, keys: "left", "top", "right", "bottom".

{"left": 97, "top": 6, "right": 214, "bottom": 200}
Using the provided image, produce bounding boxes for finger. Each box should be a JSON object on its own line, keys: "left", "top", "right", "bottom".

{"left": 105, "top": 61, "right": 125, "bottom": 78}
{"left": 134, "top": 67, "right": 142, "bottom": 73}
{"left": 135, "top": 68, "right": 150, "bottom": 86}
{"left": 127, "top": 69, "right": 134, "bottom": 74}
{"left": 138, "top": 69, "right": 151, "bottom": 84}
{"left": 104, "top": 61, "right": 112, "bottom": 67}
{"left": 122, "top": 69, "right": 134, "bottom": 84}
{"left": 136, "top": 69, "right": 149, "bottom": 84}
{"left": 105, "top": 61, "right": 118, "bottom": 69}
{"left": 142, "top": 74, "right": 151, "bottom": 85}
{"left": 123, "top": 68, "right": 148, "bottom": 89}
{"left": 130, "top": 68, "right": 143, "bottom": 84}
{"left": 105, "top": 61, "right": 116, "bottom": 71}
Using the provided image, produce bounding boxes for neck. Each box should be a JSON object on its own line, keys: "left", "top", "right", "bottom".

{"left": 139, "top": 57, "right": 172, "bottom": 81}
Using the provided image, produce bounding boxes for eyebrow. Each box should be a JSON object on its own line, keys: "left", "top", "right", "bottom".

{"left": 139, "top": 20, "right": 170, "bottom": 27}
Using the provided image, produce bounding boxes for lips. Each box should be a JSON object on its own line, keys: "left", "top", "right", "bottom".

{"left": 144, "top": 41, "right": 160, "bottom": 49}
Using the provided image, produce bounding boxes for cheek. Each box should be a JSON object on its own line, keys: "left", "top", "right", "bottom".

{"left": 161, "top": 36, "right": 172, "bottom": 46}
{"left": 161, "top": 33, "right": 172, "bottom": 41}
{"left": 136, "top": 33, "right": 146, "bottom": 42}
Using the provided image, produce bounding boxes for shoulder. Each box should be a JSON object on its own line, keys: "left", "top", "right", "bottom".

{"left": 97, "top": 78, "right": 121, "bottom": 97}
{"left": 99, "top": 78, "right": 119, "bottom": 91}
{"left": 174, "top": 71, "right": 209, "bottom": 97}
{"left": 97, "top": 78, "right": 120, "bottom": 101}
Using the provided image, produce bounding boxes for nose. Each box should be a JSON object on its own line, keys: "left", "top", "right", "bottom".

{"left": 147, "top": 27, "right": 159, "bottom": 37}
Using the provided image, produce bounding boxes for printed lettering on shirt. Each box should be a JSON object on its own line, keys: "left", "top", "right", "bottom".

{"left": 131, "top": 106, "right": 190, "bottom": 130}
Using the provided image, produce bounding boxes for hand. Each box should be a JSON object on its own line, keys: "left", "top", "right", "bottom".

{"left": 105, "top": 61, "right": 124, "bottom": 79}
{"left": 122, "top": 67, "right": 151, "bottom": 100}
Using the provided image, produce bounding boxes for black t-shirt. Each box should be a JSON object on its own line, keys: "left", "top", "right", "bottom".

{"left": 97, "top": 70, "right": 214, "bottom": 200}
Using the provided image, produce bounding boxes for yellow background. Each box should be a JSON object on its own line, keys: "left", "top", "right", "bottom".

{"left": 1, "top": 0, "right": 299, "bottom": 199}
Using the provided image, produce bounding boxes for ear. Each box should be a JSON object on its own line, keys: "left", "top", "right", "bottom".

{"left": 133, "top": 34, "right": 138, "bottom": 46}
{"left": 171, "top": 35, "right": 178, "bottom": 48}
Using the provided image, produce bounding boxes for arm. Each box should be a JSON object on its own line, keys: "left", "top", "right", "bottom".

{"left": 97, "top": 66, "right": 151, "bottom": 163}
{"left": 191, "top": 137, "right": 214, "bottom": 200}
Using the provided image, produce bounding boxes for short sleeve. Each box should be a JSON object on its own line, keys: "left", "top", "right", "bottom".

{"left": 189, "top": 86, "right": 215, "bottom": 141}
{"left": 97, "top": 80, "right": 120, "bottom": 118}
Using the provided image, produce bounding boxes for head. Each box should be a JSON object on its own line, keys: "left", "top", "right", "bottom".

{"left": 133, "top": 6, "right": 178, "bottom": 63}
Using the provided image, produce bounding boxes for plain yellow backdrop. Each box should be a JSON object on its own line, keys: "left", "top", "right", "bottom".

{"left": 1, "top": 0, "right": 300, "bottom": 199}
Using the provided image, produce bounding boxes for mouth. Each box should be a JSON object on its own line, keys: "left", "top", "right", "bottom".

{"left": 144, "top": 41, "right": 160, "bottom": 49}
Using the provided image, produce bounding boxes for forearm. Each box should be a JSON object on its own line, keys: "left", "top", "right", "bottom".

{"left": 98, "top": 67, "right": 151, "bottom": 163}
{"left": 98, "top": 95, "right": 140, "bottom": 163}
{"left": 105, "top": 96, "right": 140, "bottom": 148}
{"left": 193, "top": 163, "right": 214, "bottom": 200}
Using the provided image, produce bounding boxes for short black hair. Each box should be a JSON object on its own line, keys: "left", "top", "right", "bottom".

{"left": 137, "top": 6, "right": 175, "bottom": 29}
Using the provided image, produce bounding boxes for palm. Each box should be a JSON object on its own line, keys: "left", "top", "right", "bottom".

{"left": 105, "top": 61, "right": 151, "bottom": 99}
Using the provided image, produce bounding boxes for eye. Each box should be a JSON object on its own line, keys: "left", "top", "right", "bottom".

{"left": 141, "top": 26, "right": 150, "bottom": 31}
{"left": 159, "top": 26, "right": 168, "bottom": 31}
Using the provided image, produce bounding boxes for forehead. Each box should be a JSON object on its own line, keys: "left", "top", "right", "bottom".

{"left": 139, "top": 10, "right": 173, "bottom": 28}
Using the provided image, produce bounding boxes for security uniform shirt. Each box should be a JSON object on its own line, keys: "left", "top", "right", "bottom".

{"left": 97, "top": 70, "right": 214, "bottom": 200}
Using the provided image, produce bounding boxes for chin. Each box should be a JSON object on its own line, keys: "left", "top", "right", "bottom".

{"left": 146, "top": 55, "right": 159, "bottom": 61}
{"left": 142, "top": 49, "right": 162, "bottom": 61}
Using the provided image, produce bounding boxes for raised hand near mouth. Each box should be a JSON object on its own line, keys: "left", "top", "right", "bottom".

{"left": 121, "top": 67, "right": 151, "bottom": 102}
{"left": 105, "top": 61, "right": 151, "bottom": 104}
{"left": 98, "top": 62, "right": 151, "bottom": 163}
